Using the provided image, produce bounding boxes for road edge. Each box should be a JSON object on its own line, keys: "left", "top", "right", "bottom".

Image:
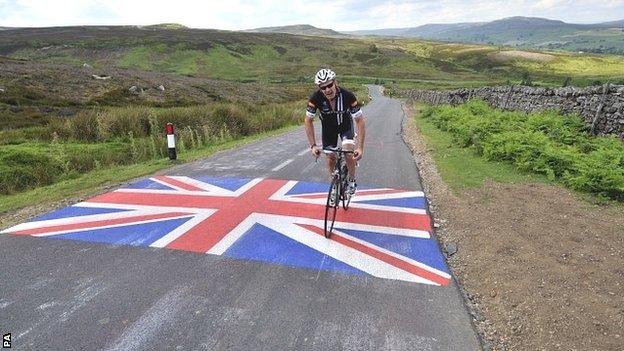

{"left": 398, "top": 100, "right": 489, "bottom": 351}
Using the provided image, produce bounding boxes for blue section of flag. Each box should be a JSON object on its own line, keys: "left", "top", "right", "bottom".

{"left": 33, "top": 206, "right": 131, "bottom": 222}
{"left": 125, "top": 179, "right": 175, "bottom": 190}
{"left": 195, "top": 177, "right": 252, "bottom": 192}
{"left": 357, "top": 196, "right": 427, "bottom": 209}
{"left": 223, "top": 224, "right": 364, "bottom": 275}
{"left": 285, "top": 180, "right": 375, "bottom": 196}
{"left": 336, "top": 228, "right": 449, "bottom": 274}
{"left": 48, "top": 217, "right": 193, "bottom": 246}
{"left": 285, "top": 181, "right": 328, "bottom": 195}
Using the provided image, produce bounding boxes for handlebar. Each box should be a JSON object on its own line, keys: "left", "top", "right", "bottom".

{"left": 322, "top": 146, "right": 354, "bottom": 154}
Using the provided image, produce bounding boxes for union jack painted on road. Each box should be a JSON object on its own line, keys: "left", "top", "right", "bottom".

{"left": 2, "top": 176, "right": 451, "bottom": 286}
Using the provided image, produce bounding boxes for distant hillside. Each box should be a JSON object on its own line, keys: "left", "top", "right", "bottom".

{"left": 401, "top": 23, "right": 482, "bottom": 37}
{"left": 345, "top": 23, "right": 482, "bottom": 37}
{"left": 345, "top": 16, "right": 624, "bottom": 54}
{"left": 593, "top": 19, "right": 624, "bottom": 27}
{"left": 141, "top": 23, "right": 188, "bottom": 30}
{"left": 0, "top": 24, "right": 622, "bottom": 93}
{"left": 245, "top": 24, "right": 344, "bottom": 37}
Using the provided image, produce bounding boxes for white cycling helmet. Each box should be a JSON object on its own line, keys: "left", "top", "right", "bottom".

{"left": 314, "top": 68, "right": 336, "bottom": 85}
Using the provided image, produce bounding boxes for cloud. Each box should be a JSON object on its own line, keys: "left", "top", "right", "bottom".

{"left": 529, "top": 0, "right": 570, "bottom": 11}
{"left": 0, "top": 0, "right": 622, "bottom": 29}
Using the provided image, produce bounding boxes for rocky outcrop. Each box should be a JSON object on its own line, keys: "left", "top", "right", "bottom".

{"left": 401, "top": 84, "right": 624, "bottom": 137}
{"left": 128, "top": 85, "right": 143, "bottom": 94}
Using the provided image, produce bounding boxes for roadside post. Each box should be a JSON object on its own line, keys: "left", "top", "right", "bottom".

{"left": 166, "top": 123, "right": 177, "bottom": 160}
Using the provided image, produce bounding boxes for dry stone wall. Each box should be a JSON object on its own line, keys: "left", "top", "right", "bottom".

{"left": 401, "top": 84, "right": 624, "bottom": 138}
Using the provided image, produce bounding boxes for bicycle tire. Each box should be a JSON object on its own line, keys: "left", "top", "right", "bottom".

{"left": 324, "top": 177, "right": 339, "bottom": 238}
{"left": 342, "top": 187, "right": 352, "bottom": 210}
{"left": 340, "top": 159, "right": 351, "bottom": 210}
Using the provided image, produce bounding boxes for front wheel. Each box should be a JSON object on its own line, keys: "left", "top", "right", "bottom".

{"left": 342, "top": 187, "right": 352, "bottom": 210}
{"left": 324, "top": 178, "right": 339, "bottom": 238}
{"left": 340, "top": 160, "right": 351, "bottom": 210}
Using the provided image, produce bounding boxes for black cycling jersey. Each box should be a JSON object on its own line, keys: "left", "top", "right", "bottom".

{"left": 306, "top": 87, "right": 363, "bottom": 148}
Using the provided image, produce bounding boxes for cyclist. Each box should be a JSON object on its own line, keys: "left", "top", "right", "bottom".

{"left": 304, "top": 68, "right": 366, "bottom": 197}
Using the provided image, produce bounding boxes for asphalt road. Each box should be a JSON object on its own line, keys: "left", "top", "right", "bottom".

{"left": 0, "top": 86, "right": 481, "bottom": 350}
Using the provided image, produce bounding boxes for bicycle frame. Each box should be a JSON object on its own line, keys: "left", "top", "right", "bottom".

{"left": 322, "top": 146, "right": 354, "bottom": 238}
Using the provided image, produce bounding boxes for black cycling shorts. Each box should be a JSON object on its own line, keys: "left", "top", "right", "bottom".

{"left": 322, "top": 116, "right": 355, "bottom": 148}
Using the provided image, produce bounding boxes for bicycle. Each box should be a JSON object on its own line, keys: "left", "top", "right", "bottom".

{"left": 322, "top": 146, "right": 355, "bottom": 238}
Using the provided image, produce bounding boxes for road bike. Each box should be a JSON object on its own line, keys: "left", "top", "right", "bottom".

{"left": 322, "top": 146, "right": 354, "bottom": 238}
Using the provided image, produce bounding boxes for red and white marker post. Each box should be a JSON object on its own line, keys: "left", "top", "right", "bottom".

{"left": 165, "top": 123, "right": 177, "bottom": 160}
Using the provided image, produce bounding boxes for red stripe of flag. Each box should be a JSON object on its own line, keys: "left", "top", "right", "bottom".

{"left": 89, "top": 192, "right": 233, "bottom": 209}
{"left": 260, "top": 201, "right": 431, "bottom": 231}
{"left": 154, "top": 176, "right": 205, "bottom": 191}
{"left": 298, "top": 224, "right": 449, "bottom": 286}
{"left": 292, "top": 188, "right": 409, "bottom": 199}
{"left": 9, "top": 212, "right": 191, "bottom": 236}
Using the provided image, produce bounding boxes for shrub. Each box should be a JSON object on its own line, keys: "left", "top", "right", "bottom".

{"left": 563, "top": 139, "right": 624, "bottom": 201}
{"left": 47, "top": 117, "right": 72, "bottom": 140}
{"left": 421, "top": 100, "right": 624, "bottom": 201}
{"left": 209, "top": 105, "right": 250, "bottom": 136}
{"left": 70, "top": 111, "right": 100, "bottom": 141}
{"left": 0, "top": 146, "right": 64, "bottom": 194}
{"left": 98, "top": 106, "right": 152, "bottom": 140}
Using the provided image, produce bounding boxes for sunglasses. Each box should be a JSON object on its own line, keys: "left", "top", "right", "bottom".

{"left": 319, "top": 82, "right": 335, "bottom": 91}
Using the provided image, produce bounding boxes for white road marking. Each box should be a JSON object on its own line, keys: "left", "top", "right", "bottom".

{"left": 271, "top": 159, "right": 294, "bottom": 172}
{"left": 297, "top": 148, "right": 310, "bottom": 156}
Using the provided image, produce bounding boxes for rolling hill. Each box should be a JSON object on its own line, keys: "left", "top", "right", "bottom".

{"left": 0, "top": 24, "right": 622, "bottom": 101}
{"left": 244, "top": 24, "right": 344, "bottom": 37}
{"left": 345, "top": 16, "right": 624, "bottom": 54}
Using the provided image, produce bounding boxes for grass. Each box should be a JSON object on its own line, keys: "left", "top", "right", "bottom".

{"left": 0, "top": 123, "right": 300, "bottom": 215}
{"left": 515, "top": 54, "right": 624, "bottom": 80}
{"left": 411, "top": 100, "right": 624, "bottom": 202}
{"left": 411, "top": 103, "right": 543, "bottom": 190}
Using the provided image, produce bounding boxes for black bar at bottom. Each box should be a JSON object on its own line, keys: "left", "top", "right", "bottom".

{"left": 168, "top": 147, "right": 177, "bottom": 160}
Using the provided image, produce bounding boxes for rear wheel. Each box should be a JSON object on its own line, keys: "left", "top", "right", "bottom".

{"left": 324, "top": 178, "right": 339, "bottom": 238}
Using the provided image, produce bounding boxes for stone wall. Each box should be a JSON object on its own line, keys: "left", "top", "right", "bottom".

{"left": 401, "top": 84, "right": 624, "bottom": 137}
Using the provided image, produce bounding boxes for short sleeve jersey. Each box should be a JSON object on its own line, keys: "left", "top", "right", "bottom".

{"left": 305, "top": 87, "right": 363, "bottom": 125}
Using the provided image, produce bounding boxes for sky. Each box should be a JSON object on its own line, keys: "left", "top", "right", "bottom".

{"left": 1, "top": 0, "right": 623, "bottom": 31}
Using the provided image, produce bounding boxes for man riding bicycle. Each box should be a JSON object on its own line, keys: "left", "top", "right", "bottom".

{"left": 304, "top": 68, "right": 366, "bottom": 196}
